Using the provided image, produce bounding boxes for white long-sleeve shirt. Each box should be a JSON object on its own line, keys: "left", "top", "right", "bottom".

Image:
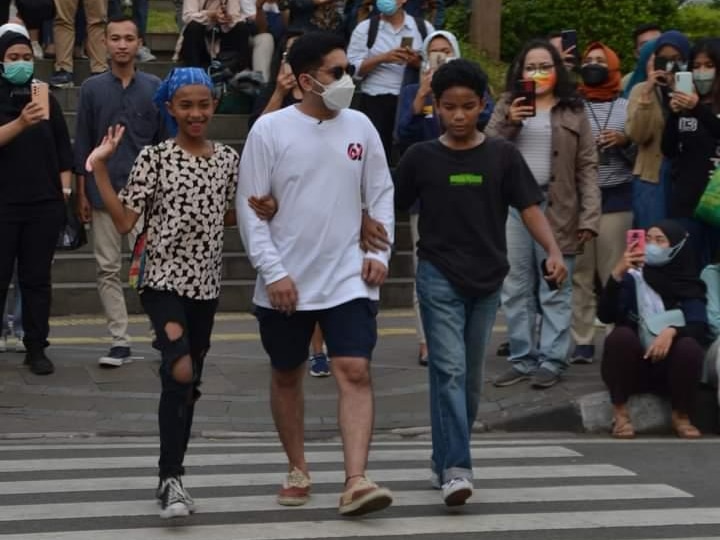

{"left": 236, "top": 105, "right": 395, "bottom": 310}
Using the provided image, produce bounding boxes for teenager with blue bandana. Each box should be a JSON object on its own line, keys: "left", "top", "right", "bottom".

{"left": 0, "top": 23, "right": 73, "bottom": 376}
{"left": 599, "top": 220, "right": 709, "bottom": 439}
{"left": 86, "top": 67, "right": 240, "bottom": 519}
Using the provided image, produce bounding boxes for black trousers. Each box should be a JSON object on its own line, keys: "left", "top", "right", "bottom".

{"left": 180, "top": 21, "right": 251, "bottom": 71}
{"left": 601, "top": 326, "right": 704, "bottom": 414}
{"left": 140, "top": 288, "right": 218, "bottom": 479}
{"left": 0, "top": 0, "right": 9, "bottom": 24}
{"left": 0, "top": 205, "right": 64, "bottom": 353}
{"left": 358, "top": 93, "right": 398, "bottom": 163}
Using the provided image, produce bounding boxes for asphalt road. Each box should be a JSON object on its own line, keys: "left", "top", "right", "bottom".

{"left": 0, "top": 435, "right": 719, "bottom": 540}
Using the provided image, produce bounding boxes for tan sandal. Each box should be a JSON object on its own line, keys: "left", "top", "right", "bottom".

{"left": 672, "top": 420, "right": 701, "bottom": 439}
{"left": 611, "top": 416, "right": 636, "bottom": 439}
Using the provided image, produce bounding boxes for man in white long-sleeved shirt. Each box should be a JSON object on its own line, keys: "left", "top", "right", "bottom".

{"left": 237, "top": 32, "right": 396, "bottom": 517}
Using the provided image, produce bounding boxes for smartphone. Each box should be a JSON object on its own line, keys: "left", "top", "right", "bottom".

{"left": 400, "top": 36, "right": 414, "bottom": 49}
{"left": 675, "top": 71, "right": 694, "bottom": 94}
{"left": 561, "top": 29, "right": 578, "bottom": 58}
{"left": 428, "top": 51, "right": 447, "bottom": 70}
{"left": 541, "top": 259, "right": 559, "bottom": 291}
{"left": 626, "top": 229, "right": 646, "bottom": 253}
{"left": 513, "top": 79, "right": 536, "bottom": 116}
{"left": 31, "top": 81, "right": 50, "bottom": 120}
{"left": 281, "top": 51, "right": 292, "bottom": 75}
{"left": 653, "top": 56, "right": 672, "bottom": 73}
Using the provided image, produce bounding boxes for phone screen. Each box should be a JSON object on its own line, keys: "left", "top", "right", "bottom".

{"left": 400, "top": 36, "right": 414, "bottom": 49}
{"left": 561, "top": 29, "right": 578, "bottom": 59}
{"left": 513, "top": 79, "right": 536, "bottom": 117}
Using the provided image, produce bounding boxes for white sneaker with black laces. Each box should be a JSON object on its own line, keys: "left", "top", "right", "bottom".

{"left": 442, "top": 477, "right": 473, "bottom": 506}
{"left": 158, "top": 476, "right": 193, "bottom": 518}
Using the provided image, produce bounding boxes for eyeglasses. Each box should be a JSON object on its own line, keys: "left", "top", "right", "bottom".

{"left": 523, "top": 63, "right": 555, "bottom": 75}
{"left": 317, "top": 64, "right": 356, "bottom": 80}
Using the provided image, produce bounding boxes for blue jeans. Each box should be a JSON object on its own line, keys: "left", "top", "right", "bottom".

{"left": 632, "top": 174, "right": 668, "bottom": 230}
{"left": 501, "top": 208, "right": 576, "bottom": 375}
{"left": 416, "top": 259, "right": 500, "bottom": 484}
{"left": 2, "top": 271, "right": 22, "bottom": 338}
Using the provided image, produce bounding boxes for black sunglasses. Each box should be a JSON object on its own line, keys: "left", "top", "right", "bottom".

{"left": 320, "top": 64, "right": 356, "bottom": 80}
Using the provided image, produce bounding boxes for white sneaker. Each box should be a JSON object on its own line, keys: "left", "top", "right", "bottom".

{"left": 136, "top": 45, "right": 156, "bottom": 62}
{"left": 31, "top": 41, "right": 43, "bottom": 59}
{"left": 0, "top": 336, "right": 7, "bottom": 353}
{"left": 442, "top": 477, "right": 473, "bottom": 506}
{"left": 14, "top": 338, "right": 25, "bottom": 353}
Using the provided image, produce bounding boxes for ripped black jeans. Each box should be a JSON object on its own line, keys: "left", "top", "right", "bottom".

{"left": 140, "top": 288, "right": 219, "bottom": 479}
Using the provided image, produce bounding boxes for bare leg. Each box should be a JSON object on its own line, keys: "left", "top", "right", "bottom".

{"left": 310, "top": 324, "right": 324, "bottom": 356}
{"left": 332, "top": 356, "right": 373, "bottom": 488}
{"left": 271, "top": 365, "right": 308, "bottom": 473}
{"left": 611, "top": 403, "right": 635, "bottom": 438}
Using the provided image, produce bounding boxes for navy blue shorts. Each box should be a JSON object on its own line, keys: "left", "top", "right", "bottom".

{"left": 254, "top": 298, "right": 379, "bottom": 371}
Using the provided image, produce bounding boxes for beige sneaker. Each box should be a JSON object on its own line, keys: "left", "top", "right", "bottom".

{"left": 277, "top": 467, "right": 311, "bottom": 506}
{"left": 338, "top": 475, "right": 393, "bottom": 517}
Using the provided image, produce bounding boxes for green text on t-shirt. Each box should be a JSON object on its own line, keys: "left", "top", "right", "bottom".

{"left": 449, "top": 173, "right": 484, "bottom": 186}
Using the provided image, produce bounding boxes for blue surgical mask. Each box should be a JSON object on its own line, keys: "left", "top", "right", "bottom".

{"left": 1, "top": 60, "right": 34, "bottom": 85}
{"left": 376, "top": 0, "right": 399, "bottom": 15}
{"left": 644, "top": 237, "right": 687, "bottom": 267}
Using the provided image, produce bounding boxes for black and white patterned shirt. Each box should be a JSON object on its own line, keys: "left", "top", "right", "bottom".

{"left": 119, "top": 139, "right": 239, "bottom": 300}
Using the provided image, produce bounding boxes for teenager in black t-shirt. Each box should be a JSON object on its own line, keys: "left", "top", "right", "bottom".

{"left": 394, "top": 59, "right": 566, "bottom": 507}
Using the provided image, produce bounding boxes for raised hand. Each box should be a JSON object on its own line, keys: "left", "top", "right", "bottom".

{"left": 85, "top": 124, "right": 126, "bottom": 172}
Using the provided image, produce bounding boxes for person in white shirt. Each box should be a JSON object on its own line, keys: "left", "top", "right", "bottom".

{"left": 347, "top": 0, "right": 432, "bottom": 160}
{"left": 237, "top": 32, "right": 395, "bottom": 517}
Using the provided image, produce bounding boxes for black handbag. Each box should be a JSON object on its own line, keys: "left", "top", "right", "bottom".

{"left": 56, "top": 198, "right": 87, "bottom": 251}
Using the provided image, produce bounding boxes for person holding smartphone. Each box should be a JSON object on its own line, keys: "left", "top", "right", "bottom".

{"left": 486, "top": 38, "right": 600, "bottom": 390}
{"left": 625, "top": 30, "right": 691, "bottom": 229}
{"left": 0, "top": 23, "right": 73, "bottom": 375}
{"left": 598, "top": 220, "right": 708, "bottom": 439}
{"left": 569, "top": 42, "right": 634, "bottom": 365}
{"left": 662, "top": 38, "right": 720, "bottom": 270}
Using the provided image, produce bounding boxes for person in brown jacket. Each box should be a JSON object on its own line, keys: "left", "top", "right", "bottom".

{"left": 487, "top": 38, "right": 601, "bottom": 389}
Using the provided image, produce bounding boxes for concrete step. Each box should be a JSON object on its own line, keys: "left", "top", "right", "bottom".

{"left": 51, "top": 250, "right": 414, "bottom": 283}
{"left": 50, "top": 278, "right": 414, "bottom": 316}
{"left": 62, "top": 111, "right": 250, "bottom": 140}
{"left": 37, "top": 59, "right": 177, "bottom": 87}
{"left": 67, "top": 224, "right": 413, "bottom": 255}
{"left": 145, "top": 32, "right": 181, "bottom": 53}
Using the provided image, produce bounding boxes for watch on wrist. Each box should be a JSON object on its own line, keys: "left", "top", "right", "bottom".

{"left": 62, "top": 188, "right": 72, "bottom": 196}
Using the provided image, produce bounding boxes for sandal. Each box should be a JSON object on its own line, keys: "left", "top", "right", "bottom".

{"left": 672, "top": 420, "right": 701, "bottom": 439}
{"left": 611, "top": 416, "right": 636, "bottom": 439}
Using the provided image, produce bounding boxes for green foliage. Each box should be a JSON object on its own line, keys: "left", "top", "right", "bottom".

{"left": 675, "top": 4, "right": 720, "bottom": 42}
{"left": 499, "top": 0, "right": 678, "bottom": 71}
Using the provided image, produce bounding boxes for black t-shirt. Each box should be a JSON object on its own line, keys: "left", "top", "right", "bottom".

{"left": 0, "top": 81, "right": 73, "bottom": 220}
{"left": 395, "top": 137, "right": 543, "bottom": 296}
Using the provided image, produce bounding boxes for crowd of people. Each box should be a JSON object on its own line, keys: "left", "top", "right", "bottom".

{"left": 1, "top": 0, "right": 720, "bottom": 523}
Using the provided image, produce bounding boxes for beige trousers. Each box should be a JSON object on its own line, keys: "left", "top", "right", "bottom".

{"left": 93, "top": 209, "right": 137, "bottom": 348}
{"left": 53, "top": 0, "right": 107, "bottom": 73}
{"left": 571, "top": 211, "right": 633, "bottom": 346}
{"left": 251, "top": 32, "right": 274, "bottom": 83}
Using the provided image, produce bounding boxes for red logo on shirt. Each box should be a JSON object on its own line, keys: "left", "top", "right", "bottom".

{"left": 347, "top": 143, "right": 364, "bottom": 161}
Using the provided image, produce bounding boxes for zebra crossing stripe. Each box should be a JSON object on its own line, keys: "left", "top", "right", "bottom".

{"left": 3, "top": 508, "right": 720, "bottom": 540}
{"left": 0, "top": 446, "right": 581, "bottom": 473}
{"left": 0, "top": 464, "right": 634, "bottom": 495}
{"left": 0, "top": 484, "right": 691, "bottom": 522}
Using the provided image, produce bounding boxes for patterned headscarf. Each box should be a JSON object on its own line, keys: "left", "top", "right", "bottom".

{"left": 154, "top": 67, "right": 214, "bottom": 137}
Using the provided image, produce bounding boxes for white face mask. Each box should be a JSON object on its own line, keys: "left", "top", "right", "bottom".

{"left": 311, "top": 73, "right": 355, "bottom": 111}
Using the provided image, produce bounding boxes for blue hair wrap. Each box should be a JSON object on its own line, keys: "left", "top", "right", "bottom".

{"left": 154, "top": 67, "right": 214, "bottom": 137}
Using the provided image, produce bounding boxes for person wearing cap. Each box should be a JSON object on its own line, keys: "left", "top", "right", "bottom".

{"left": 0, "top": 24, "right": 73, "bottom": 375}
{"left": 85, "top": 67, "right": 239, "bottom": 519}
{"left": 626, "top": 30, "right": 691, "bottom": 229}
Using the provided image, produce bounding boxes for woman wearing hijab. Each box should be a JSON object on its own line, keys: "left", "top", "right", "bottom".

{"left": 86, "top": 67, "right": 240, "bottom": 519}
{"left": 662, "top": 38, "right": 720, "bottom": 270}
{"left": 598, "top": 220, "right": 709, "bottom": 439}
{"left": 626, "top": 31, "right": 691, "bottom": 229}
{"left": 570, "top": 42, "right": 634, "bottom": 364}
{"left": 0, "top": 23, "right": 73, "bottom": 376}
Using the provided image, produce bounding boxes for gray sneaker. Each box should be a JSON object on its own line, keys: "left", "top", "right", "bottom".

{"left": 493, "top": 367, "right": 529, "bottom": 387}
{"left": 136, "top": 45, "right": 156, "bottom": 62}
{"left": 530, "top": 367, "right": 561, "bottom": 389}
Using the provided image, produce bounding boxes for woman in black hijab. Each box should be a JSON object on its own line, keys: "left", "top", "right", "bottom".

{"left": 598, "top": 220, "right": 709, "bottom": 439}
{"left": 0, "top": 24, "right": 73, "bottom": 375}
